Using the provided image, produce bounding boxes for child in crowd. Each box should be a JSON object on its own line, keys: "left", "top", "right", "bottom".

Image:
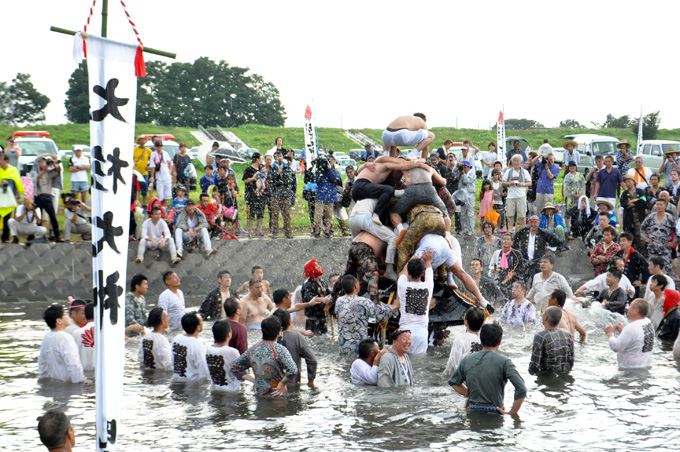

{"left": 223, "top": 174, "right": 240, "bottom": 237}
{"left": 491, "top": 169, "right": 504, "bottom": 231}
{"left": 169, "top": 186, "right": 188, "bottom": 225}
{"left": 479, "top": 179, "right": 493, "bottom": 226}
{"left": 256, "top": 164, "right": 267, "bottom": 197}
{"left": 200, "top": 165, "right": 215, "bottom": 193}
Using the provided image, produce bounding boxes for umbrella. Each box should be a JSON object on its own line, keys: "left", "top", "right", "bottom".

{"left": 211, "top": 148, "right": 246, "bottom": 163}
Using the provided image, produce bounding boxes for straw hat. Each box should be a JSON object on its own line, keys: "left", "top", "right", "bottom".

{"left": 563, "top": 140, "right": 578, "bottom": 149}
{"left": 665, "top": 147, "right": 678, "bottom": 155}
{"left": 596, "top": 199, "right": 614, "bottom": 210}
{"left": 617, "top": 140, "right": 631, "bottom": 149}
{"left": 541, "top": 203, "right": 557, "bottom": 214}
{"left": 622, "top": 174, "right": 635, "bottom": 182}
{"left": 135, "top": 135, "right": 148, "bottom": 145}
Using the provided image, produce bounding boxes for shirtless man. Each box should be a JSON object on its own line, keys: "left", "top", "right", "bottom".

{"left": 382, "top": 113, "right": 435, "bottom": 159}
{"left": 345, "top": 231, "right": 388, "bottom": 301}
{"left": 352, "top": 155, "right": 427, "bottom": 223}
{"left": 236, "top": 266, "right": 272, "bottom": 299}
{"left": 548, "top": 289, "right": 586, "bottom": 342}
{"left": 239, "top": 278, "right": 275, "bottom": 329}
{"left": 390, "top": 163, "right": 451, "bottom": 232}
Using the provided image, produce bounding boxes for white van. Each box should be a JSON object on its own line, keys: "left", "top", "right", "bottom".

{"left": 638, "top": 140, "right": 680, "bottom": 175}
{"left": 13, "top": 131, "right": 61, "bottom": 176}
{"left": 564, "top": 134, "right": 620, "bottom": 174}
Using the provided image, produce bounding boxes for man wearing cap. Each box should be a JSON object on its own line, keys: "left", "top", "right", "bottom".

{"left": 458, "top": 159, "right": 477, "bottom": 234}
{"left": 563, "top": 140, "right": 581, "bottom": 166}
{"left": 531, "top": 152, "right": 561, "bottom": 213}
{"left": 627, "top": 157, "right": 651, "bottom": 191}
{"left": 538, "top": 203, "right": 566, "bottom": 243}
{"left": 660, "top": 146, "right": 680, "bottom": 180}
{"left": 361, "top": 143, "right": 379, "bottom": 163}
{"left": 615, "top": 140, "right": 634, "bottom": 175}
{"left": 514, "top": 215, "right": 564, "bottom": 280}
{"left": 381, "top": 113, "right": 435, "bottom": 159}
{"left": 149, "top": 140, "right": 174, "bottom": 207}
{"left": 595, "top": 155, "right": 622, "bottom": 209}
{"left": 502, "top": 154, "right": 532, "bottom": 232}
{"left": 174, "top": 199, "right": 217, "bottom": 259}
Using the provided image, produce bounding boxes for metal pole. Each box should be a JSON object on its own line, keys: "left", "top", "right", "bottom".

{"left": 101, "top": 0, "right": 108, "bottom": 37}
{"left": 49, "top": 26, "right": 177, "bottom": 59}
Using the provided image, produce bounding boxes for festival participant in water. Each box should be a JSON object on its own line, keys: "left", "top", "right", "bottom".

{"left": 499, "top": 282, "right": 536, "bottom": 327}
{"left": 71, "top": 303, "right": 95, "bottom": 371}
{"left": 548, "top": 290, "right": 586, "bottom": 342}
{"left": 377, "top": 329, "right": 414, "bottom": 387}
{"left": 38, "top": 305, "right": 85, "bottom": 383}
{"left": 489, "top": 234, "right": 524, "bottom": 300}
{"left": 397, "top": 252, "right": 435, "bottom": 354}
{"left": 138, "top": 307, "right": 172, "bottom": 371}
{"left": 656, "top": 289, "right": 680, "bottom": 342}
{"left": 345, "top": 231, "right": 389, "bottom": 299}
{"left": 351, "top": 338, "right": 389, "bottom": 386}
{"left": 645, "top": 274, "right": 668, "bottom": 329}
{"left": 449, "top": 323, "right": 526, "bottom": 415}
{"left": 219, "top": 298, "right": 248, "bottom": 354}
{"left": 171, "top": 312, "right": 210, "bottom": 381}
{"left": 605, "top": 299, "right": 654, "bottom": 369}
{"left": 205, "top": 319, "right": 241, "bottom": 391}
{"left": 236, "top": 266, "right": 272, "bottom": 299}
{"left": 231, "top": 316, "right": 298, "bottom": 397}
{"left": 198, "top": 271, "right": 239, "bottom": 321}
{"left": 335, "top": 275, "right": 398, "bottom": 354}
{"left": 475, "top": 221, "right": 502, "bottom": 271}
{"left": 301, "top": 259, "right": 333, "bottom": 335}
{"left": 596, "top": 268, "right": 627, "bottom": 315}
{"left": 644, "top": 256, "right": 676, "bottom": 304}
{"left": 514, "top": 215, "right": 563, "bottom": 280}
{"left": 38, "top": 410, "right": 76, "bottom": 452}
{"left": 349, "top": 198, "right": 399, "bottom": 281}
{"left": 528, "top": 307, "right": 574, "bottom": 375}
{"left": 64, "top": 298, "right": 87, "bottom": 335}
{"left": 381, "top": 113, "right": 435, "bottom": 159}
{"left": 395, "top": 204, "right": 447, "bottom": 273}
{"left": 158, "top": 271, "right": 186, "bottom": 330}
{"left": 443, "top": 307, "right": 485, "bottom": 378}
{"left": 272, "top": 309, "right": 317, "bottom": 386}
{"left": 613, "top": 233, "right": 649, "bottom": 298}
{"left": 239, "top": 278, "right": 275, "bottom": 330}
{"left": 125, "top": 273, "right": 148, "bottom": 337}
{"left": 526, "top": 255, "right": 573, "bottom": 313}
{"left": 468, "top": 258, "right": 505, "bottom": 306}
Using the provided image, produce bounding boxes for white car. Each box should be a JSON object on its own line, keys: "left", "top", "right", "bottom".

{"left": 639, "top": 140, "right": 680, "bottom": 174}
{"left": 334, "top": 156, "right": 356, "bottom": 173}
{"left": 12, "top": 131, "right": 60, "bottom": 175}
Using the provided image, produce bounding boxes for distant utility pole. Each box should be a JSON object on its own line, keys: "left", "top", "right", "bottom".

{"left": 456, "top": 117, "right": 458, "bottom": 128}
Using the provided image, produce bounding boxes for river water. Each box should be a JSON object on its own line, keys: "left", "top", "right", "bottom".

{"left": 2, "top": 300, "right": 680, "bottom": 451}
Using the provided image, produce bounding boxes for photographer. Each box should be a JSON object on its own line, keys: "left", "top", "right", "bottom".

{"left": 531, "top": 152, "right": 561, "bottom": 214}
{"left": 269, "top": 150, "right": 295, "bottom": 239}
{"left": 62, "top": 194, "right": 92, "bottom": 242}
{"left": 312, "top": 154, "right": 341, "bottom": 238}
{"left": 34, "top": 156, "right": 62, "bottom": 242}
{"left": 0, "top": 153, "right": 25, "bottom": 243}
{"left": 8, "top": 197, "right": 46, "bottom": 243}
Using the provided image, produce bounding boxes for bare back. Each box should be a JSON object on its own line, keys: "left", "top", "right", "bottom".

{"left": 403, "top": 166, "right": 433, "bottom": 186}
{"left": 387, "top": 115, "right": 428, "bottom": 131}
{"left": 558, "top": 309, "right": 579, "bottom": 338}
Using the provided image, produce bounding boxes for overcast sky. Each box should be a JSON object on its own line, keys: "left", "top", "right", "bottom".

{"left": 2, "top": 0, "right": 679, "bottom": 130}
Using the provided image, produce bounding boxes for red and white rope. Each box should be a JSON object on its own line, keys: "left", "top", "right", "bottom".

{"left": 83, "top": 0, "right": 97, "bottom": 35}
{"left": 119, "top": 0, "right": 144, "bottom": 48}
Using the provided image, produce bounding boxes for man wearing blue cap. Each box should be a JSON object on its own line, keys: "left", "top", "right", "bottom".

{"left": 459, "top": 159, "right": 477, "bottom": 234}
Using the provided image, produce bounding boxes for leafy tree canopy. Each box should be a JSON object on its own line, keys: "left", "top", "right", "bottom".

{"left": 0, "top": 73, "right": 50, "bottom": 125}
{"left": 631, "top": 111, "right": 661, "bottom": 140}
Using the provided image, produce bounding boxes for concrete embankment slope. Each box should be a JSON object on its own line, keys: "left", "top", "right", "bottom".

{"left": 0, "top": 236, "right": 594, "bottom": 303}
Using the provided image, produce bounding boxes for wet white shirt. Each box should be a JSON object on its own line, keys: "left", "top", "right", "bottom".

{"left": 584, "top": 273, "right": 635, "bottom": 296}
{"left": 415, "top": 234, "right": 456, "bottom": 268}
{"left": 206, "top": 344, "right": 241, "bottom": 391}
{"left": 398, "top": 268, "right": 434, "bottom": 327}
{"left": 350, "top": 359, "right": 379, "bottom": 385}
{"left": 171, "top": 334, "right": 210, "bottom": 381}
{"left": 138, "top": 331, "right": 173, "bottom": 371}
{"left": 350, "top": 198, "right": 378, "bottom": 217}
{"left": 608, "top": 318, "right": 654, "bottom": 369}
{"left": 159, "top": 289, "right": 186, "bottom": 330}
{"left": 443, "top": 331, "right": 481, "bottom": 378}
{"left": 39, "top": 331, "right": 85, "bottom": 383}
{"left": 72, "top": 321, "right": 95, "bottom": 371}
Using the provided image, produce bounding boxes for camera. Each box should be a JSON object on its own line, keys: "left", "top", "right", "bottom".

{"left": 44, "top": 157, "right": 54, "bottom": 165}
{"left": 313, "top": 154, "right": 330, "bottom": 173}
{"left": 65, "top": 197, "right": 80, "bottom": 207}
{"left": 541, "top": 156, "right": 549, "bottom": 166}
{"left": 284, "top": 154, "right": 293, "bottom": 162}
{"left": 1, "top": 180, "right": 8, "bottom": 193}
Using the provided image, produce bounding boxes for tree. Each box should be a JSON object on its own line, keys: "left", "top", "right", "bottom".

{"left": 603, "top": 114, "right": 630, "bottom": 128}
{"left": 64, "top": 63, "right": 90, "bottom": 124}
{"left": 559, "top": 119, "right": 582, "bottom": 128}
{"left": 0, "top": 81, "right": 11, "bottom": 123}
{"left": 5, "top": 73, "right": 50, "bottom": 125}
{"left": 493, "top": 118, "right": 544, "bottom": 130}
{"left": 631, "top": 111, "right": 661, "bottom": 140}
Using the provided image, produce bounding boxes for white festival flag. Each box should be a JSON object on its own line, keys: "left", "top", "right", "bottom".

{"left": 86, "top": 35, "right": 139, "bottom": 452}
{"left": 304, "top": 105, "right": 318, "bottom": 166}
{"left": 497, "top": 110, "right": 505, "bottom": 167}
{"left": 637, "top": 106, "right": 643, "bottom": 156}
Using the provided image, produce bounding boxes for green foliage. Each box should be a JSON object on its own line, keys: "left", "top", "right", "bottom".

{"left": 492, "top": 118, "right": 544, "bottom": 130}
{"left": 136, "top": 57, "right": 286, "bottom": 127}
{"left": 64, "top": 63, "right": 90, "bottom": 124}
{"left": 0, "top": 73, "right": 50, "bottom": 125}
{"left": 559, "top": 119, "right": 582, "bottom": 128}
{"left": 603, "top": 113, "right": 630, "bottom": 128}
{"left": 630, "top": 111, "right": 661, "bottom": 140}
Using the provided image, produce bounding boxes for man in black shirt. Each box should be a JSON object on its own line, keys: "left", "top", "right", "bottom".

{"left": 242, "top": 152, "right": 266, "bottom": 237}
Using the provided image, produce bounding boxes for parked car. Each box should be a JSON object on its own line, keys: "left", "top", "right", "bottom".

{"left": 238, "top": 147, "right": 259, "bottom": 160}
{"left": 349, "top": 149, "right": 364, "bottom": 161}
{"left": 639, "top": 140, "right": 680, "bottom": 175}
{"left": 505, "top": 136, "right": 533, "bottom": 154}
{"left": 563, "top": 134, "right": 620, "bottom": 174}
{"left": 335, "top": 155, "right": 357, "bottom": 173}
{"left": 552, "top": 147, "right": 565, "bottom": 166}
{"left": 189, "top": 146, "right": 200, "bottom": 160}
{"left": 143, "top": 134, "right": 180, "bottom": 158}
{"left": 12, "top": 131, "right": 61, "bottom": 176}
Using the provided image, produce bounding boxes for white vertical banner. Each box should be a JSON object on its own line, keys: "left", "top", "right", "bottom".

{"left": 637, "top": 106, "right": 644, "bottom": 156}
{"left": 304, "top": 105, "right": 318, "bottom": 165}
{"left": 86, "top": 35, "right": 139, "bottom": 452}
{"left": 497, "top": 110, "right": 506, "bottom": 167}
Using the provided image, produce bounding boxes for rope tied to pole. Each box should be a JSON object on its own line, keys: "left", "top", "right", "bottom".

{"left": 81, "top": 0, "right": 97, "bottom": 56}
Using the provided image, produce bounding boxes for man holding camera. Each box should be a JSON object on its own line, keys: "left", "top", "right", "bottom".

{"left": 35, "top": 156, "right": 62, "bottom": 242}
{"left": 313, "top": 154, "right": 341, "bottom": 238}
{"left": 531, "top": 152, "right": 561, "bottom": 214}
{"left": 501, "top": 155, "right": 532, "bottom": 232}
{"left": 62, "top": 194, "right": 92, "bottom": 242}
{"left": 269, "top": 150, "right": 295, "bottom": 239}
{"left": 8, "top": 197, "right": 45, "bottom": 244}
{"left": 0, "top": 153, "right": 24, "bottom": 243}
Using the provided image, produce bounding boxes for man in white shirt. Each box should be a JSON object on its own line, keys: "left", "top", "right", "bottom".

{"left": 139, "top": 307, "right": 172, "bottom": 371}
{"left": 538, "top": 139, "right": 553, "bottom": 156}
{"left": 350, "top": 338, "right": 389, "bottom": 385}
{"left": 627, "top": 157, "right": 650, "bottom": 190}
{"left": 605, "top": 299, "right": 654, "bottom": 368}
{"left": 159, "top": 271, "right": 186, "bottom": 330}
{"left": 149, "top": 140, "right": 173, "bottom": 206}
{"left": 501, "top": 154, "right": 532, "bottom": 231}
{"left": 8, "top": 197, "right": 46, "bottom": 243}
{"left": 68, "top": 148, "right": 90, "bottom": 203}
{"left": 171, "top": 312, "right": 210, "bottom": 381}
{"left": 38, "top": 304, "right": 85, "bottom": 383}
{"left": 206, "top": 319, "right": 241, "bottom": 391}
{"left": 136, "top": 206, "right": 180, "bottom": 265}
{"left": 443, "top": 307, "right": 485, "bottom": 378}
{"left": 575, "top": 257, "right": 635, "bottom": 297}
{"left": 72, "top": 303, "right": 95, "bottom": 371}
{"left": 526, "top": 255, "right": 574, "bottom": 312}
{"left": 643, "top": 256, "right": 676, "bottom": 318}
{"left": 398, "top": 250, "right": 435, "bottom": 354}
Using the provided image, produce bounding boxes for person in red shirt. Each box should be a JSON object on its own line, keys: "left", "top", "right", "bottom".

{"left": 198, "top": 192, "right": 220, "bottom": 236}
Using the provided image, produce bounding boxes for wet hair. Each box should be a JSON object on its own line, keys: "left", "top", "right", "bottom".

{"left": 608, "top": 268, "right": 622, "bottom": 281}
{"left": 130, "top": 273, "right": 147, "bottom": 292}
{"left": 261, "top": 316, "right": 282, "bottom": 341}
{"left": 464, "top": 307, "right": 485, "bottom": 332}
{"left": 540, "top": 255, "right": 555, "bottom": 265}
{"left": 43, "top": 305, "right": 65, "bottom": 329}
{"left": 147, "top": 307, "right": 164, "bottom": 328}
{"left": 619, "top": 232, "right": 634, "bottom": 243}
{"left": 212, "top": 319, "right": 232, "bottom": 343}
{"left": 224, "top": 298, "right": 240, "bottom": 318}
{"left": 162, "top": 271, "right": 175, "bottom": 284}
{"left": 273, "top": 288, "right": 290, "bottom": 305}
{"left": 38, "top": 410, "right": 71, "bottom": 450}
{"left": 470, "top": 257, "right": 483, "bottom": 266}
{"left": 631, "top": 298, "right": 649, "bottom": 317}
{"left": 84, "top": 303, "right": 94, "bottom": 321}
{"left": 358, "top": 338, "right": 377, "bottom": 360}
{"left": 272, "top": 308, "right": 291, "bottom": 331}
{"left": 407, "top": 258, "right": 425, "bottom": 279}
{"left": 341, "top": 274, "right": 357, "bottom": 294}
{"left": 479, "top": 323, "right": 503, "bottom": 347}
{"left": 650, "top": 256, "right": 665, "bottom": 269}
{"left": 181, "top": 312, "right": 201, "bottom": 335}
{"left": 249, "top": 278, "right": 262, "bottom": 287}
{"left": 217, "top": 270, "right": 231, "bottom": 280}
{"left": 544, "top": 306, "right": 562, "bottom": 327}
{"left": 204, "top": 164, "right": 213, "bottom": 170}
{"left": 251, "top": 152, "right": 262, "bottom": 163}
{"left": 513, "top": 281, "right": 526, "bottom": 292}
{"left": 551, "top": 289, "right": 566, "bottom": 308}
{"left": 151, "top": 206, "right": 162, "bottom": 215}
{"left": 651, "top": 274, "right": 668, "bottom": 291}
{"left": 413, "top": 112, "right": 426, "bottom": 122}
{"left": 251, "top": 266, "right": 263, "bottom": 274}
{"left": 602, "top": 225, "right": 616, "bottom": 237}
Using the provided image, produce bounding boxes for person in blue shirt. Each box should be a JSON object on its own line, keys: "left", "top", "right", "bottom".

{"left": 200, "top": 165, "right": 215, "bottom": 193}
{"left": 361, "top": 143, "right": 379, "bottom": 162}
{"left": 170, "top": 186, "right": 188, "bottom": 225}
{"left": 532, "top": 153, "right": 561, "bottom": 213}
{"left": 539, "top": 203, "right": 566, "bottom": 243}
{"left": 313, "top": 154, "right": 341, "bottom": 238}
